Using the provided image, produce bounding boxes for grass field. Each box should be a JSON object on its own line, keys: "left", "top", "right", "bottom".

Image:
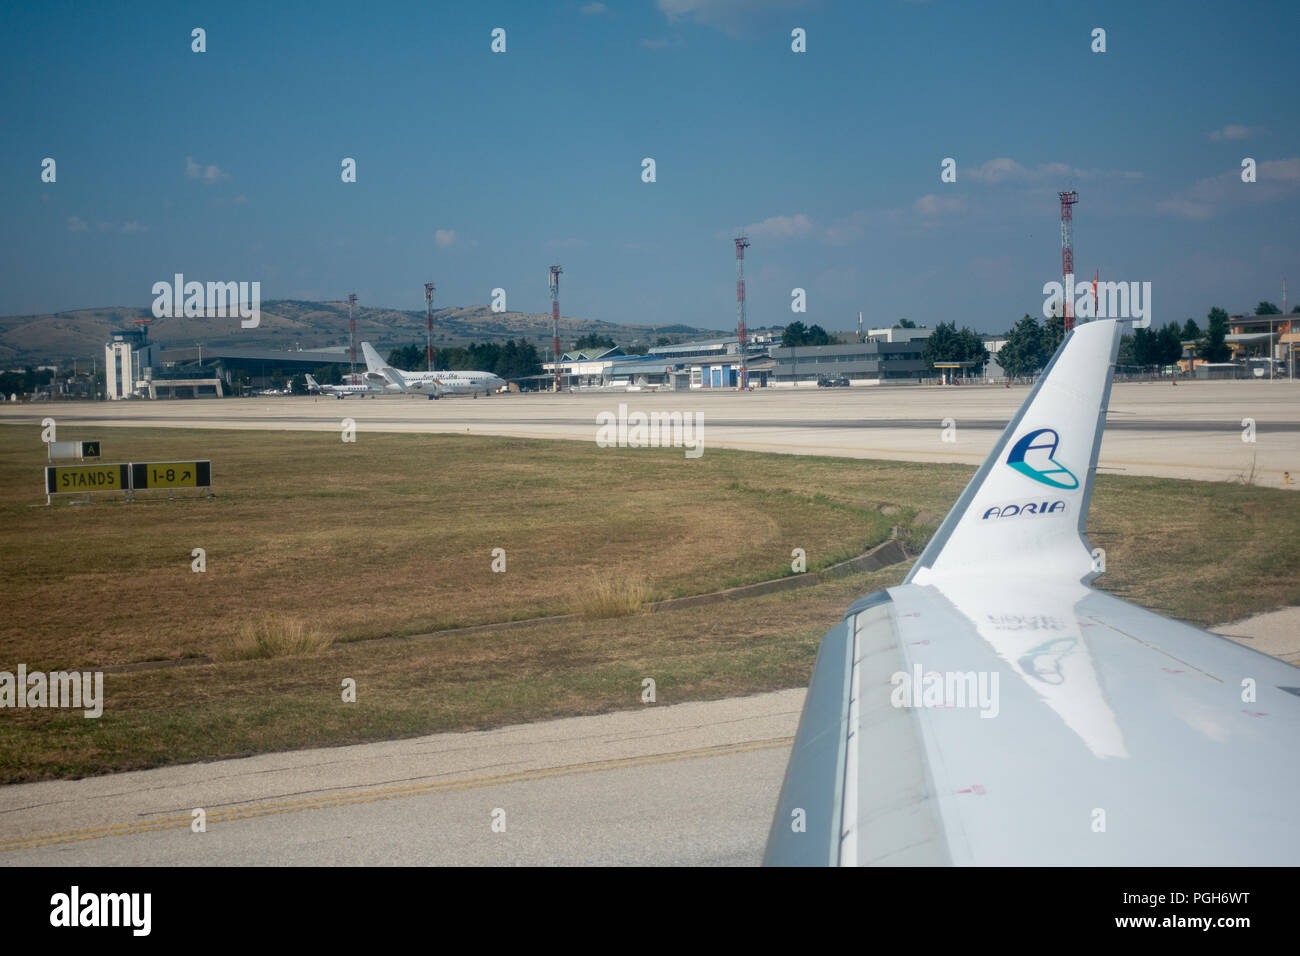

{"left": 1, "top": 423, "right": 1297, "bottom": 783}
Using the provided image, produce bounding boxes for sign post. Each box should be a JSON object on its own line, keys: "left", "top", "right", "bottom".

{"left": 42, "top": 459, "right": 213, "bottom": 504}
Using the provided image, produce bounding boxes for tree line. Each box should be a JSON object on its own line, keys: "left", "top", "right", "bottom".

{"left": 781, "top": 321, "right": 833, "bottom": 346}
{"left": 995, "top": 307, "right": 1247, "bottom": 380}
{"left": 384, "top": 339, "right": 544, "bottom": 379}
{"left": 921, "top": 322, "right": 992, "bottom": 372}
{"left": 0, "top": 366, "right": 55, "bottom": 397}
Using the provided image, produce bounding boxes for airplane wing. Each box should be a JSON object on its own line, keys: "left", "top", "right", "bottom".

{"left": 378, "top": 366, "right": 411, "bottom": 391}
{"left": 765, "top": 318, "right": 1300, "bottom": 866}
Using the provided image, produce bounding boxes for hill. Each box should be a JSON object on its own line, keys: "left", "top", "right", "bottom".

{"left": 0, "top": 301, "right": 726, "bottom": 364}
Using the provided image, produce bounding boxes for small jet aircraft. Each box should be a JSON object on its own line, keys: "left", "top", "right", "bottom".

{"left": 303, "top": 373, "right": 397, "bottom": 399}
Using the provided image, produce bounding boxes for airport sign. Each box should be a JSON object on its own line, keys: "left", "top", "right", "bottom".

{"left": 130, "top": 461, "right": 212, "bottom": 490}
{"left": 45, "top": 463, "right": 129, "bottom": 496}
{"left": 47, "top": 440, "right": 101, "bottom": 461}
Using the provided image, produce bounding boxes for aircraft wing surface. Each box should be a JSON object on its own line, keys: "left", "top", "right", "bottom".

{"left": 765, "top": 318, "right": 1300, "bottom": 866}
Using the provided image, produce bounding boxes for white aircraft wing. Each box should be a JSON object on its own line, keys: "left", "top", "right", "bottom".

{"left": 378, "top": 366, "right": 411, "bottom": 391}
{"left": 765, "top": 318, "right": 1300, "bottom": 866}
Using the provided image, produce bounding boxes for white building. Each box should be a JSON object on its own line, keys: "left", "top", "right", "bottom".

{"left": 868, "top": 326, "right": 932, "bottom": 344}
{"left": 104, "top": 329, "right": 155, "bottom": 400}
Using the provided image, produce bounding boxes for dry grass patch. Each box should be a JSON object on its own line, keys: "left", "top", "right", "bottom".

{"left": 570, "top": 574, "right": 652, "bottom": 619}
{"left": 215, "top": 615, "right": 332, "bottom": 661}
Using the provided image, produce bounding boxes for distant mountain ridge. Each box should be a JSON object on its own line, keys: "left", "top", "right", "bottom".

{"left": 0, "top": 301, "right": 725, "bottom": 364}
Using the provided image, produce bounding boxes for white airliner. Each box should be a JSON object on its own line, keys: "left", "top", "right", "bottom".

{"left": 303, "top": 373, "right": 397, "bottom": 399}
{"left": 765, "top": 317, "right": 1299, "bottom": 866}
{"left": 360, "top": 342, "right": 506, "bottom": 399}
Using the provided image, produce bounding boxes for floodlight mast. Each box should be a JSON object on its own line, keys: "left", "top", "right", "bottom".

{"left": 424, "top": 282, "right": 435, "bottom": 372}
{"left": 550, "top": 265, "right": 562, "bottom": 393}
{"left": 1059, "top": 191, "right": 1078, "bottom": 333}
{"left": 348, "top": 293, "right": 358, "bottom": 382}
{"left": 735, "top": 236, "right": 750, "bottom": 388}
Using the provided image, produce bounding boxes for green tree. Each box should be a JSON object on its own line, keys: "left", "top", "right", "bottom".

{"left": 921, "top": 322, "right": 986, "bottom": 371}
{"left": 958, "top": 327, "right": 990, "bottom": 371}
{"left": 313, "top": 364, "right": 344, "bottom": 385}
{"left": 1116, "top": 334, "right": 1136, "bottom": 367}
{"left": 1182, "top": 318, "right": 1202, "bottom": 340}
{"left": 803, "top": 324, "right": 832, "bottom": 346}
{"left": 894, "top": 318, "right": 916, "bottom": 329}
{"left": 921, "top": 322, "right": 960, "bottom": 366}
{"left": 1132, "top": 327, "right": 1158, "bottom": 368}
{"left": 998, "top": 315, "right": 1048, "bottom": 380}
{"left": 781, "top": 321, "right": 807, "bottom": 347}
{"left": 387, "top": 345, "right": 424, "bottom": 369}
{"left": 1203, "top": 307, "right": 1232, "bottom": 362}
{"left": 1155, "top": 323, "right": 1185, "bottom": 367}
{"left": 573, "top": 333, "right": 616, "bottom": 352}
{"left": 1043, "top": 314, "right": 1066, "bottom": 355}
{"left": 1255, "top": 301, "right": 1281, "bottom": 315}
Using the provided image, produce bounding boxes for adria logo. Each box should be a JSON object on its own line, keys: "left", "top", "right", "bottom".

{"left": 1006, "top": 428, "right": 1079, "bottom": 490}
{"left": 981, "top": 500, "right": 1069, "bottom": 520}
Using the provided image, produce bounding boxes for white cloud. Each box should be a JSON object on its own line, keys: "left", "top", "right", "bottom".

{"left": 1209, "top": 124, "right": 1254, "bottom": 141}
{"left": 1156, "top": 197, "right": 1212, "bottom": 221}
{"left": 67, "top": 216, "right": 89, "bottom": 233}
{"left": 822, "top": 208, "right": 874, "bottom": 246}
{"left": 185, "top": 156, "right": 230, "bottom": 184}
{"left": 580, "top": 2, "right": 607, "bottom": 13}
{"left": 914, "top": 194, "right": 964, "bottom": 216}
{"left": 725, "top": 212, "right": 815, "bottom": 240}
{"left": 1262, "top": 157, "right": 1300, "bottom": 181}
{"left": 121, "top": 221, "right": 148, "bottom": 233}
{"left": 963, "top": 157, "right": 1141, "bottom": 184}
{"left": 1158, "top": 157, "right": 1300, "bottom": 220}
{"left": 435, "top": 229, "right": 457, "bottom": 247}
{"left": 656, "top": 0, "right": 809, "bottom": 35}
{"left": 964, "top": 157, "right": 1029, "bottom": 184}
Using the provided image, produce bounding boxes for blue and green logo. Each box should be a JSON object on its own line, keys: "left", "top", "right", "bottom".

{"left": 1006, "top": 428, "right": 1079, "bottom": 490}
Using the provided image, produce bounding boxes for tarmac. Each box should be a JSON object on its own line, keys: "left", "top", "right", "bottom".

{"left": 3, "top": 379, "right": 1296, "bottom": 487}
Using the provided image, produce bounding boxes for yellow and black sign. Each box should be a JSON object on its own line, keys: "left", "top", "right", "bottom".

{"left": 45, "top": 463, "right": 129, "bottom": 495}
{"left": 131, "top": 461, "right": 211, "bottom": 490}
{"left": 81, "top": 441, "right": 100, "bottom": 459}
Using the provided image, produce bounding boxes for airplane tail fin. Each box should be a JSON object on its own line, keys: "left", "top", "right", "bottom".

{"left": 304, "top": 373, "right": 320, "bottom": 390}
{"left": 905, "top": 319, "right": 1122, "bottom": 587}
{"left": 360, "top": 342, "right": 389, "bottom": 374}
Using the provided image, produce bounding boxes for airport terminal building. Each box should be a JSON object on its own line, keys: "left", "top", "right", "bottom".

{"left": 103, "top": 329, "right": 351, "bottom": 398}
{"left": 768, "top": 340, "right": 928, "bottom": 386}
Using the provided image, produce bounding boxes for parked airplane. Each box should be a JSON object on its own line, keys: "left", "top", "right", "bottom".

{"left": 304, "top": 373, "right": 396, "bottom": 399}
{"left": 360, "top": 342, "right": 506, "bottom": 399}
{"left": 765, "top": 317, "right": 1299, "bottom": 866}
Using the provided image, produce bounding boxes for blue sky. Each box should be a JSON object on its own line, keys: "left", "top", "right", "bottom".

{"left": 2, "top": 0, "right": 1297, "bottom": 335}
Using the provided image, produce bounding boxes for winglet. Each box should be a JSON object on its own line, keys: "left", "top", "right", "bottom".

{"left": 905, "top": 319, "right": 1121, "bottom": 587}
